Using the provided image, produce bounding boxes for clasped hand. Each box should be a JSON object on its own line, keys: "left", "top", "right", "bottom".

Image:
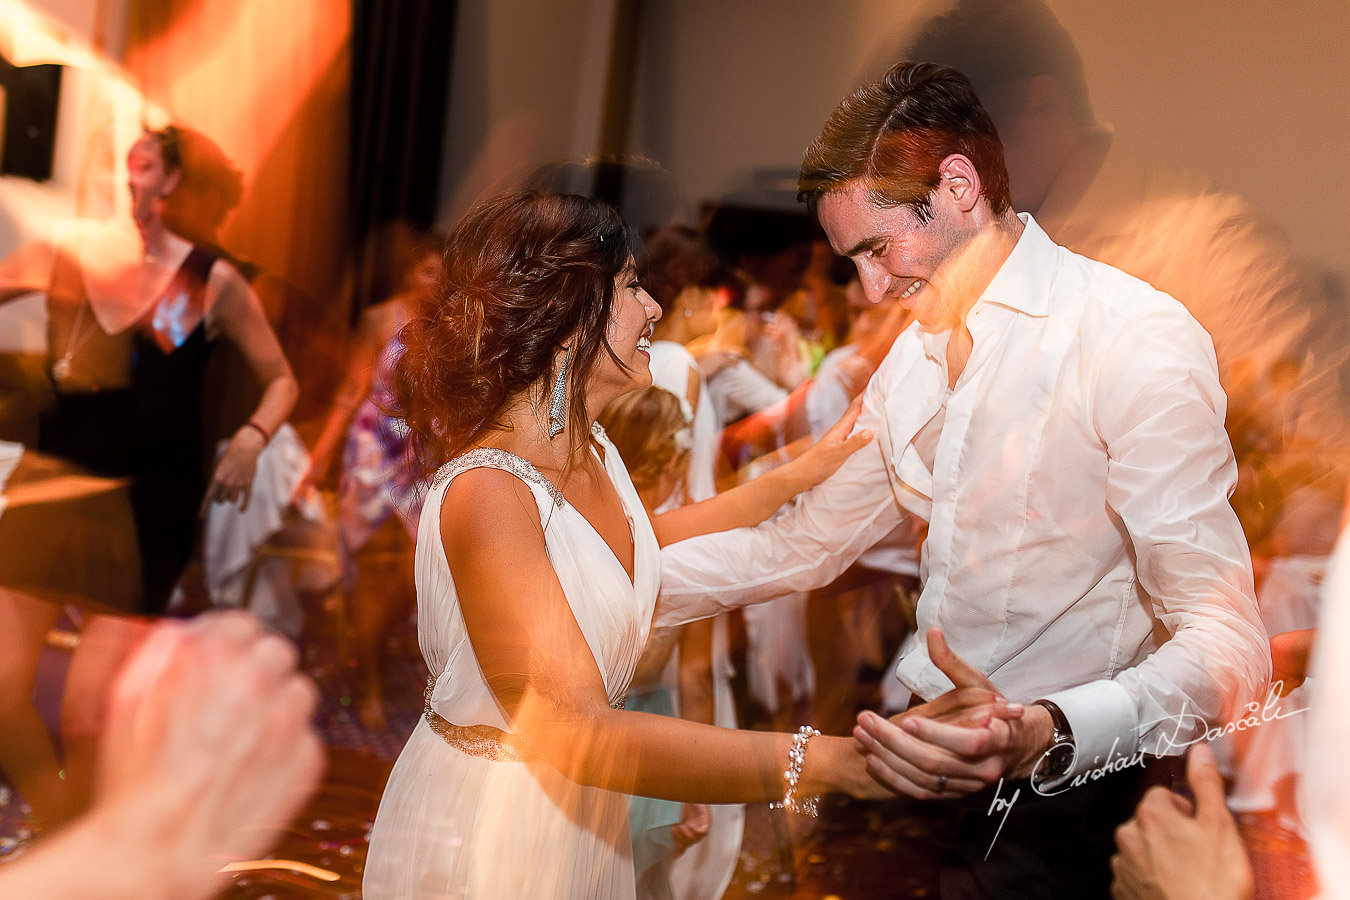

{"left": 852, "top": 628, "right": 1049, "bottom": 799}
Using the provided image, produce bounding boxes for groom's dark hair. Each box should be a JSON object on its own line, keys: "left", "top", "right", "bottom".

{"left": 798, "top": 61, "right": 1011, "bottom": 224}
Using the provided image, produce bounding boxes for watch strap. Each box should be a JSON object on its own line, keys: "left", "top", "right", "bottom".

{"left": 1034, "top": 699, "right": 1073, "bottom": 744}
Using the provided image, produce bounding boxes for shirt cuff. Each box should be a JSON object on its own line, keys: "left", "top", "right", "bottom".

{"left": 1039, "top": 679, "right": 1138, "bottom": 782}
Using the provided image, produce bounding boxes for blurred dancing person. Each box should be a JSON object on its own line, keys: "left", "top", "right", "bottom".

{"left": 657, "top": 63, "right": 1269, "bottom": 898}
{"left": 362, "top": 190, "right": 906, "bottom": 899}
{"left": 0, "top": 125, "right": 297, "bottom": 826}
{"left": 639, "top": 230, "right": 752, "bottom": 899}
{"left": 307, "top": 227, "right": 439, "bottom": 730}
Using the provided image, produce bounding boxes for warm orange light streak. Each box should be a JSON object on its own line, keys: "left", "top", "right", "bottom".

{"left": 124, "top": 0, "right": 348, "bottom": 188}
{"left": 0, "top": 0, "right": 102, "bottom": 68}
{"left": 218, "top": 859, "right": 341, "bottom": 882}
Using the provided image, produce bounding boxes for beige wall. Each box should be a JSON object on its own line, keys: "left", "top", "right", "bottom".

{"left": 1053, "top": 0, "right": 1347, "bottom": 275}
{"left": 626, "top": 0, "right": 1348, "bottom": 276}
{"left": 437, "top": 0, "right": 618, "bottom": 225}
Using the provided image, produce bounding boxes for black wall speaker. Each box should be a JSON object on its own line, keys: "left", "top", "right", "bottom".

{"left": 0, "top": 56, "right": 63, "bottom": 182}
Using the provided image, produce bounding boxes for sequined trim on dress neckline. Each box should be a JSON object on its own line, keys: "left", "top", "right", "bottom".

{"left": 431, "top": 447, "right": 564, "bottom": 505}
{"left": 431, "top": 425, "right": 611, "bottom": 503}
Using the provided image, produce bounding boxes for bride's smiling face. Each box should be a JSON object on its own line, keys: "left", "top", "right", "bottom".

{"left": 588, "top": 262, "right": 661, "bottom": 402}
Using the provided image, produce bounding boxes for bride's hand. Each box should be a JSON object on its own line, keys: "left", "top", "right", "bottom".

{"left": 784, "top": 394, "right": 874, "bottom": 493}
{"left": 804, "top": 734, "right": 894, "bottom": 802}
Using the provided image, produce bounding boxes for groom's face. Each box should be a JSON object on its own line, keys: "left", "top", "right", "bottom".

{"left": 818, "top": 184, "right": 972, "bottom": 333}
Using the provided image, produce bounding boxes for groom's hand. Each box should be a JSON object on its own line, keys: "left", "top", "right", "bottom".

{"left": 853, "top": 628, "right": 1051, "bottom": 799}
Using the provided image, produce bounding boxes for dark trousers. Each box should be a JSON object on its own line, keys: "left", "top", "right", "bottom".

{"left": 931, "top": 755, "right": 1182, "bottom": 899}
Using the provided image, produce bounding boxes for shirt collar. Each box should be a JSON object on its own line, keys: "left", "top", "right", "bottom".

{"left": 917, "top": 213, "right": 1057, "bottom": 363}
{"left": 974, "top": 212, "right": 1055, "bottom": 319}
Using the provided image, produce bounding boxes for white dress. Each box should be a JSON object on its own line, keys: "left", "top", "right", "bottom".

{"left": 364, "top": 430, "right": 660, "bottom": 899}
{"left": 648, "top": 341, "right": 718, "bottom": 504}
{"left": 647, "top": 341, "right": 744, "bottom": 900}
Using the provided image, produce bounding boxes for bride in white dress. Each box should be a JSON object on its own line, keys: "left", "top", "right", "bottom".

{"left": 362, "top": 190, "right": 914, "bottom": 899}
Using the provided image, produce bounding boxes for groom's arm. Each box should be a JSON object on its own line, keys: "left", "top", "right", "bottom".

{"left": 656, "top": 381, "right": 906, "bottom": 628}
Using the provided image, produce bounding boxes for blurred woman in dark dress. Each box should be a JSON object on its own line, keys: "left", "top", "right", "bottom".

{"left": 0, "top": 125, "right": 297, "bottom": 828}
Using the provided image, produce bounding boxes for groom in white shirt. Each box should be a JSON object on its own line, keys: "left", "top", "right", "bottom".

{"left": 658, "top": 61, "right": 1269, "bottom": 897}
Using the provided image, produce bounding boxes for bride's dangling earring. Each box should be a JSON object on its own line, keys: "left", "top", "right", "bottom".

{"left": 548, "top": 347, "right": 571, "bottom": 438}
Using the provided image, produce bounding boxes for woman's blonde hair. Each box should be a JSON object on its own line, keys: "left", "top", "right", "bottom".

{"left": 597, "top": 387, "right": 690, "bottom": 497}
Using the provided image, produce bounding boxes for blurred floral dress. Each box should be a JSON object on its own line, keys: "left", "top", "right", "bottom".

{"left": 337, "top": 338, "right": 419, "bottom": 583}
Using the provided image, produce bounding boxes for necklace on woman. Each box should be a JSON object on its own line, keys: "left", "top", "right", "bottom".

{"left": 52, "top": 300, "right": 99, "bottom": 383}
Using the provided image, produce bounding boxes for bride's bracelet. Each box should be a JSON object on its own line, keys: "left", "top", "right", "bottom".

{"left": 769, "top": 725, "right": 822, "bottom": 817}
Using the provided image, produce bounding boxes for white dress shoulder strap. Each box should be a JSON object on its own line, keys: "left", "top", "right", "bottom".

{"left": 431, "top": 447, "right": 564, "bottom": 507}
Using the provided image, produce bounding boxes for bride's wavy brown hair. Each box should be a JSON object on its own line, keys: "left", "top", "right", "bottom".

{"left": 392, "top": 190, "right": 642, "bottom": 477}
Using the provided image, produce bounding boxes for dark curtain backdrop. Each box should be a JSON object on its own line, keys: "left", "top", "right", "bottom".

{"left": 349, "top": 0, "right": 456, "bottom": 320}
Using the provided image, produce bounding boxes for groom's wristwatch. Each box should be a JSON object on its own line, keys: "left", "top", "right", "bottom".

{"left": 1030, "top": 699, "right": 1075, "bottom": 788}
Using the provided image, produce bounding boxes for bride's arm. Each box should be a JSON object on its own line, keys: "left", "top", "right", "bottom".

{"left": 651, "top": 394, "right": 872, "bottom": 546}
{"left": 443, "top": 468, "right": 887, "bottom": 804}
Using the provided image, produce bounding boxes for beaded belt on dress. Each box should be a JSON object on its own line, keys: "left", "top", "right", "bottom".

{"left": 422, "top": 679, "right": 626, "bottom": 763}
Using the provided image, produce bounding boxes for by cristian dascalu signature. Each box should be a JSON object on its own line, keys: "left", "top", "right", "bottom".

{"left": 981, "top": 681, "right": 1309, "bottom": 859}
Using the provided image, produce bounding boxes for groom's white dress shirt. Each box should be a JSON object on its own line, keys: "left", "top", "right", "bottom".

{"left": 658, "top": 214, "right": 1269, "bottom": 780}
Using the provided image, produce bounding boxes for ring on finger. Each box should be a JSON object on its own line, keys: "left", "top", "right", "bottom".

{"left": 936, "top": 773, "right": 948, "bottom": 793}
